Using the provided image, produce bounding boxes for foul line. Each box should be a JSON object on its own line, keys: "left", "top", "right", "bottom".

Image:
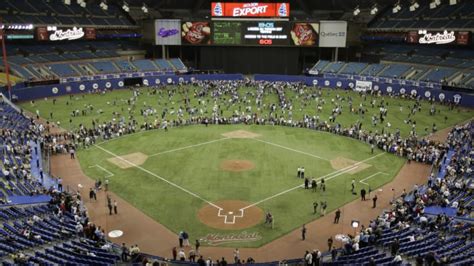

{"left": 253, "top": 138, "right": 330, "bottom": 162}
{"left": 359, "top": 172, "right": 388, "bottom": 185}
{"left": 88, "top": 164, "right": 114, "bottom": 178}
{"left": 240, "top": 152, "right": 386, "bottom": 210}
{"left": 148, "top": 137, "right": 230, "bottom": 157}
{"left": 94, "top": 144, "right": 223, "bottom": 210}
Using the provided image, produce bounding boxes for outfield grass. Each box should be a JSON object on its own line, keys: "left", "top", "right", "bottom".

{"left": 20, "top": 86, "right": 472, "bottom": 138}
{"left": 77, "top": 125, "right": 405, "bottom": 247}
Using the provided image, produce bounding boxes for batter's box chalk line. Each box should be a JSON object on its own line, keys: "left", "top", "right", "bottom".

{"left": 217, "top": 208, "right": 245, "bottom": 224}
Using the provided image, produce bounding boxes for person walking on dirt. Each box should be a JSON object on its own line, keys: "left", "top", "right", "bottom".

{"left": 372, "top": 195, "right": 378, "bottom": 208}
{"left": 70, "top": 147, "right": 75, "bottom": 159}
{"left": 195, "top": 239, "right": 200, "bottom": 253}
{"left": 107, "top": 196, "right": 113, "bottom": 215}
{"left": 57, "top": 177, "right": 62, "bottom": 192}
{"left": 361, "top": 188, "right": 367, "bottom": 201}
{"left": 113, "top": 200, "right": 118, "bottom": 214}
{"left": 301, "top": 224, "right": 307, "bottom": 240}
{"left": 334, "top": 209, "right": 341, "bottom": 224}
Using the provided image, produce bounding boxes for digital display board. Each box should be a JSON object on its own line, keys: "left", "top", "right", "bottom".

{"left": 181, "top": 21, "right": 212, "bottom": 45}
{"left": 181, "top": 20, "right": 325, "bottom": 47}
{"left": 242, "top": 21, "right": 289, "bottom": 46}
{"left": 406, "top": 30, "right": 470, "bottom": 45}
{"left": 213, "top": 21, "right": 242, "bottom": 45}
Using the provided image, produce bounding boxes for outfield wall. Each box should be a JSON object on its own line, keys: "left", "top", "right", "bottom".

{"left": 3, "top": 74, "right": 474, "bottom": 107}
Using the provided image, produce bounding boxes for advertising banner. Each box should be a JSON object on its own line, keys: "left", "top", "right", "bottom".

{"left": 319, "top": 21, "right": 347, "bottom": 48}
{"left": 242, "top": 21, "right": 289, "bottom": 46}
{"left": 181, "top": 22, "right": 212, "bottom": 45}
{"left": 406, "top": 30, "right": 470, "bottom": 45}
{"left": 36, "top": 27, "right": 95, "bottom": 41}
{"left": 155, "top": 19, "right": 181, "bottom": 45}
{"left": 290, "top": 23, "right": 319, "bottom": 46}
{"left": 211, "top": 2, "right": 289, "bottom": 17}
{"left": 355, "top": 80, "right": 372, "bottom": 92}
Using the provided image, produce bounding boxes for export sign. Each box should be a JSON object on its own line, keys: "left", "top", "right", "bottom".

{"left": 211, "top": 2, "right": 289, "bottom": 17}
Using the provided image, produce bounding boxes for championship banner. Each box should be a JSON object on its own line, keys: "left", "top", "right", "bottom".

{"left": 211, "top": 2, "right": 289, "bottom": 17}
{"left": 355, "top": 80, "right": 372, "bottom": 92}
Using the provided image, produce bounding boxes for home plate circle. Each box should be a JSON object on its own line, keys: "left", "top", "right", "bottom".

{"left": 197, "top": 200, "right": 264, "bottom": 230}
{"left": 108, "top": 230, "right": 123, "bottom": 238}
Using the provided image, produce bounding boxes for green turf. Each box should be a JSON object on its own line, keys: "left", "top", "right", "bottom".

{"left": 20, "top": 86, "right": 473, "bottom": 138}
{"left": 19, "top": 86, "right": 472, "bottom": 247}
{"left": 77, "top": 125, "right": 404, "bottom": 247}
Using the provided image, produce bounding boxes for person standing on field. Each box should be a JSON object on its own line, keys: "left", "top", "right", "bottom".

{"left": 301, "top": 224, "right": 307, "bottom": 240}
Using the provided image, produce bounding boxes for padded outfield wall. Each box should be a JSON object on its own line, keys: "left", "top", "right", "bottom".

{"left": 2, "top": 73, "right": 474, "bottom": 107}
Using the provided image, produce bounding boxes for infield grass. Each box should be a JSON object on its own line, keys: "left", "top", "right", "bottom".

{"left": 78, "top": 125, "right": 404, "bottom": 247}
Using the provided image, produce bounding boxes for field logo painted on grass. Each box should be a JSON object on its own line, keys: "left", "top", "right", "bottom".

{"left": 200, "top": 231, "right": 262, "bottom": 246}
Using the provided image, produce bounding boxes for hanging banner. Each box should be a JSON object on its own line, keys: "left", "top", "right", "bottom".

{"left": 211, "top": 2, "right": 289, "bottom": 17}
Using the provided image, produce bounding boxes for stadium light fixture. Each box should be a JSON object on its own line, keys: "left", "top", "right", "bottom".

{"left": 142, "top": 3, "right": 149, "bottom": 14}
{"left": 409, "top": 1, "right": 420, "bottom": 12}
{"left": 370, "top": 4, "right": 379, "bottom": 15}
{"left": 353, "top": 6, "right": 361, "bottom": 16}
{"left": 122, "top": 2, "right": 130, "bottom": 12}
{"left": 64, "top": 0, "right": 71, "bottom": 5}
{"left": 100, "top": 1, "right": 108, "bottom": 11}
{"left": 392, "top": 2, "right": 402, "bottom": 13}
{"left": 430, "top": 0, "right": 441, "bottom": 9}
{"left": 449, "top": 0, "right": 457, "bottom": 5}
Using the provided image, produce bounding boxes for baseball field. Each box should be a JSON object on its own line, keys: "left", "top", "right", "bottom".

{"left": 20, "top": 86, "right": 472, "bottom": 247}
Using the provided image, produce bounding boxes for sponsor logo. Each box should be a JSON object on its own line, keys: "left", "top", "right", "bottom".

{"left": 438, "top": 93, "right": 445, "bottom": 101}
{"left": 418, "top": 30, "right": 455, "bottom": 45}
{"left": 213, "top": 2, "right": 224, "bottom": 16}
{"left": 158, "top": 28, "right": 179, "bottom": 38}
{"left": 200, "top": 231, "right": 262, "bottom": 246}
{"left": 233, "top": 3, "right": 269, "bottom": 16}
{"left": 320, "top": 31, "right": 346, "bottom": 37}
{"left": 277, "top": 3, "right": 288, "bottom": 16}
{"left": 453, "top": 94, "right": 461, "bottom": 104}
{"left": 50, "top": 27, "right": 84, "bottom": 41}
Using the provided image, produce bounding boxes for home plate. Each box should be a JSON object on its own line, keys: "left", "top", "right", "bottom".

{"left": 228, "top": 211, "right": 233, "bottom": 215}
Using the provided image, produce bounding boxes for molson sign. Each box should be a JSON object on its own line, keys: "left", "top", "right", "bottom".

{"left": 211, "top": 2, "right": 289, "bottom": 17}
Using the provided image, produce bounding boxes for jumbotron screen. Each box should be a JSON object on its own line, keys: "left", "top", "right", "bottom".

{"left": 183, "top": 21, "right": 319, "bottom": 47}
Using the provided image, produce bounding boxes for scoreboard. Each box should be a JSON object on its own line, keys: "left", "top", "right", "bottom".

{"left": 213, "top": 21, "right": 242, "bottom": 45}
{"left": 181, "top": 20, "right": 319, "bottom": 47}
{"left": 155, "top": 19, "right": 346, "bottom": 47}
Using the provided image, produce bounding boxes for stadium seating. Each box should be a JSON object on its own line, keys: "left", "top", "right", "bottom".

{"left": 0, "top": 99, "right": 120, "bottom": 264}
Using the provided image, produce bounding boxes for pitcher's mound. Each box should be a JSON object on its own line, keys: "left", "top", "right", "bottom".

{"left": 220, "top": 160, "right": 255, "bottom": 172}
{"left": 107, "top": 152, "right": 148, "bottom": 169}
{"left": 222, "top": 130, "right": 261, "bottom": 139}
{"left": 198, "top": 200, "right": 264, "bottom": 230}
{"left": 330, "top": 157, "right": 371, "bottom": 174}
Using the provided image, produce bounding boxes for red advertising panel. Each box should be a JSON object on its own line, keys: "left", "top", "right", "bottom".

{"left": 181, "top": 22, "right": 212, "bottom": 45}
{"left": 290, "top": 23, "right": 319, "bottom": 46}
{"left": 456, "top": 32, "right": 470, "bottom": 45}
{"left": 211, "top": 2, "right": 289, "bottom": 17}
{"left": 36, "top": 27, "right": 48, "bottom": 41}
{"left": 406, "top": 31, "right": 419, "bottom": 44}
{"left": 84, "top": 28, "right": 96, "bottom": 40}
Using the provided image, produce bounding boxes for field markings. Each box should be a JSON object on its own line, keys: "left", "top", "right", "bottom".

{"left": 148, "top": 137, "right": 230, "bottom": 158}
{"left": 252, "top": 138, "right": 330, "bottom": 162}
{"left": 359, "top": 172, "right": 388, "bottom": 186}
{"left": 240, "top": 152, "right": 386, "bottom": 211}
{"left": 88, "top": 164, "right": 114, "bottom": 178}
{"left": 93, "top": 144, "right": 223, "bottom": 210}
